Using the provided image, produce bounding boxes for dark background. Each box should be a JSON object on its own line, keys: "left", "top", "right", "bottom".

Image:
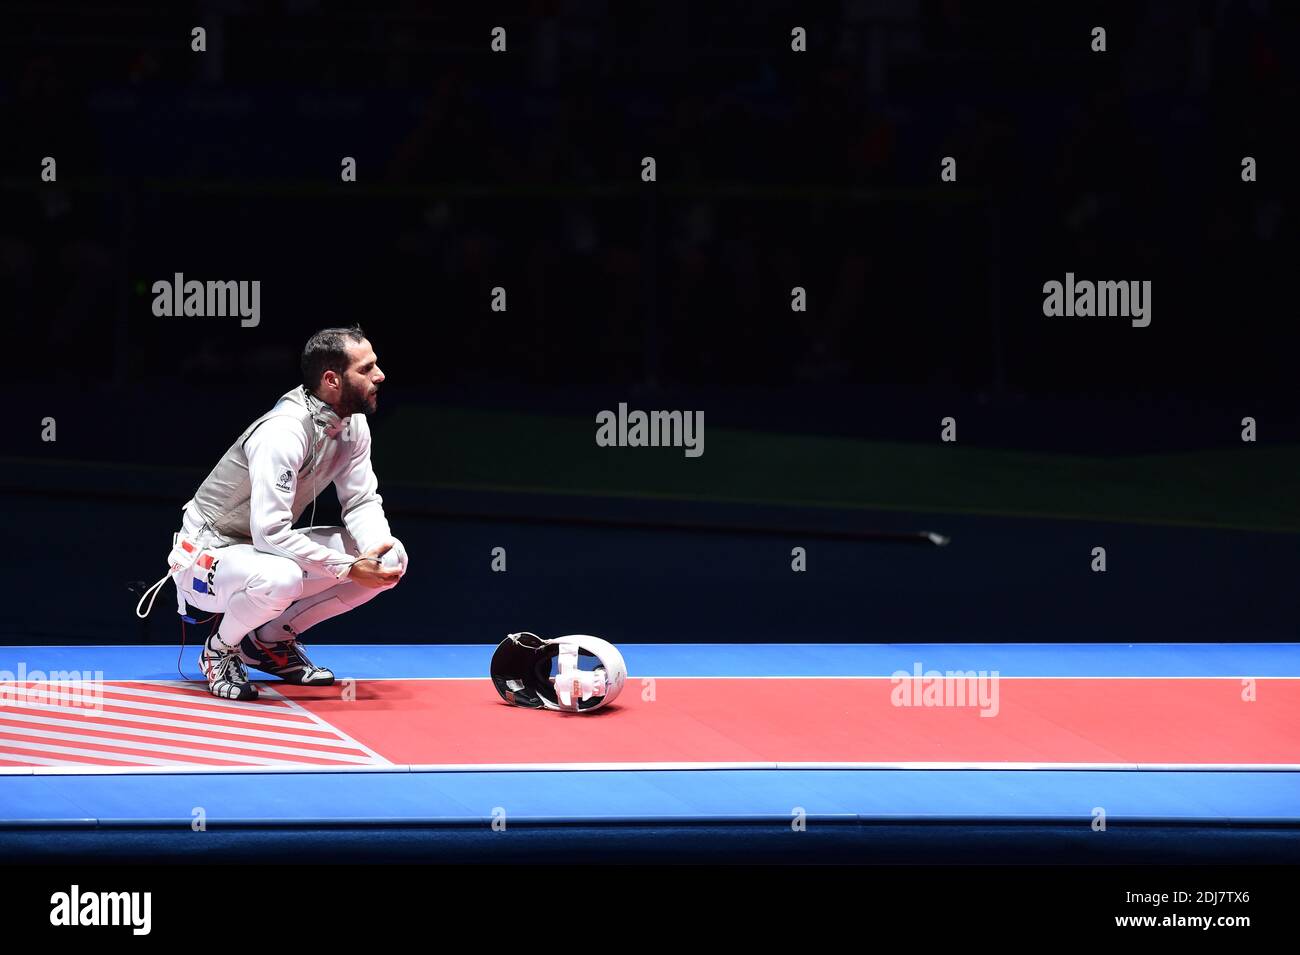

{"left": 1, "top": 1, "right": 1296, "bottom": 645}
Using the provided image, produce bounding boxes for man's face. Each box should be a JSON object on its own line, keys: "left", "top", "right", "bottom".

{"left": 334, "top": 339, "right": 385, "bottom": 416}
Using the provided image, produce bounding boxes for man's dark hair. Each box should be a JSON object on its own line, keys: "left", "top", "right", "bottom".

{"left": 301, "top": 325, "right": 367, "bottom": 393}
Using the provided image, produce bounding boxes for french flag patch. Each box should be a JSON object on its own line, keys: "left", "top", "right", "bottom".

{"left": 192, "top": 578, "right": 210, "bottom": 594}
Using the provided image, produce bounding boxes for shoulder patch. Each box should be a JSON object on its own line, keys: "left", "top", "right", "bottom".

{"left": 275, "top": 468, "right": 294, "bottom": 493}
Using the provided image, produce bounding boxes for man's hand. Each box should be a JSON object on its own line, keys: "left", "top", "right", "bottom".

{"left": 347, "top": 541, "right": 403, "bottom": 589}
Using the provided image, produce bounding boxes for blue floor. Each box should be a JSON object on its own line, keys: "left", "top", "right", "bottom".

{"left": 4, "top": 769, "right": 1300, "bottom": 828}
{"left": 2, "top": 641, "right": 1298, "bottom": 679}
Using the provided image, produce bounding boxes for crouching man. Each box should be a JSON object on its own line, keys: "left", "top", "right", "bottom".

{"left": 170, "top": 325, "right": 406, "bottom": 700}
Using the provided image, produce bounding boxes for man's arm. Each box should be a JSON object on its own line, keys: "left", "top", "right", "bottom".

{"left": 245, "top": 416, "right": 357, "bottom": 580}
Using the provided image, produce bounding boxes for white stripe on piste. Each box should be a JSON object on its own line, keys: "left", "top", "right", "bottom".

{"left": 5, "top": 693, "right": 325, "bottom": 728}
{"left": 0, "top": 722, "right": 375, "bottom": 763}
{"left": 0, "top": 701, "right": 341, "bottom": 738}
{"left": 0, "top": 751, "right": 93, "bottom": 767}
{"left": 0, "top": 738, "right": 213, "bottom": 766}
{"left": 56, "top": 681, "right": 301, "bottom": 711}
{"left": 0, "top": 679, "right": 377, "bottom": 768}
{"left": 257, "top": 683, "right": 393, "bottom": 765}
{"left": 0, "top": 735, "right": 348, "bottom": 767}
{"left": 4, "top": 681, "right": 306, "bottom": 716}
{"left": 0, "top": 710, "right": 368, "bottom": 750}
{"left": 7, "top": 681, "right": 299, "bottom": 713}
{"left": 105, "top": 686, "right": 302, "bottom": 712}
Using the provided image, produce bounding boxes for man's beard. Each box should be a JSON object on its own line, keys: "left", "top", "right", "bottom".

{"left": 337, "top": 378, "right": 377, "bottom": 417}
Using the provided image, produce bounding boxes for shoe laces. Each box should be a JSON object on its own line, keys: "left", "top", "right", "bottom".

{"left": 285, "top": 639, "right": 316, "bottom": 669}
{"left": 211, "top": 646, "right": 250, "bottom": 685}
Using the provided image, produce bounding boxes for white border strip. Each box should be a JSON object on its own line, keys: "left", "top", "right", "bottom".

{"left": 8, "top": 675, "right": 1300, "bottom": 683}
{"left": 2, "top": 760, "right": 1298, "bottom": 777}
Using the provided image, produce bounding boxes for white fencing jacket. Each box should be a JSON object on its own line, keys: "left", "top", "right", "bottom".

{"left": 179, "top": 385, "right": 392, "bottom": 581}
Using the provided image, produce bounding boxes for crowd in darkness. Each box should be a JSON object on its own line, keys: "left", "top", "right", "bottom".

{"left": 1, "top": 1, "right": 1294, "bottom": 399}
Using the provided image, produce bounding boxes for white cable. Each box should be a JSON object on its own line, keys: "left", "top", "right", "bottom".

{"left": 134, "top": 572, "right": 173, "bottom": 619}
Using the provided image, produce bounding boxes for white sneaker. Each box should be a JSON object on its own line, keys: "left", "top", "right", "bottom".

{"left": 200, "top": 636, "right": 259, "bottom": 701}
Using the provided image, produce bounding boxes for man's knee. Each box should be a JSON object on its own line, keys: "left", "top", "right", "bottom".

{"left": 248, "top": 557, "right": 305, "bottom": 604}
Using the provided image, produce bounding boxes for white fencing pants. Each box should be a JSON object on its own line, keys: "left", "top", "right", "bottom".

{"left": 174, "top": 526, "right": 403, "bottom": 650}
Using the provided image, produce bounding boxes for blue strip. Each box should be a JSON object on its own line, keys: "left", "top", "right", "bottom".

{"left": 0, "top": 643, "right": 1297, "bottom": 680}
{"left": 6, "top": 769, "right": 1298, "bottom": 827}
